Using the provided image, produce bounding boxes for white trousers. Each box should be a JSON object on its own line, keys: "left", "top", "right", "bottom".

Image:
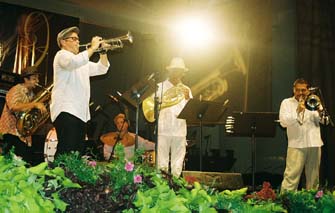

{"left": 157, "top": 135, "right": 186, "bottom": 177}
{"left": 281, "top": 147, "right": 321, "bottom": 192}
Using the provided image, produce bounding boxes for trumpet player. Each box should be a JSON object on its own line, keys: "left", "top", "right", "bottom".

{"left": 157, "top": 57, "right": 192, "bottom": 177}
{"left": 279, "top": 78, "right": 329, "bottom": 192}
{"left": 50, "top": 26, "right": 110, "bottom": 156}
{"left": 0, "top": 66, "right": 47, "bottom": 163}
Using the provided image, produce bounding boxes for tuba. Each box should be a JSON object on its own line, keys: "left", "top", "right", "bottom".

{"left": 142, "top": 83, "right": 187, "bottom": 122}
{"left": 16, "top": 83, "right": 53, "bottom": 137}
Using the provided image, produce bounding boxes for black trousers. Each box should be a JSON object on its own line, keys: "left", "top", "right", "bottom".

{"left": 53, "top": 112, "right": 86, "bottom": 157}
{"left": 3, "top": 134, "right": 32, "bottom": 164}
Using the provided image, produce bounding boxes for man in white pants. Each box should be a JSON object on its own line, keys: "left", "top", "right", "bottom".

{"left": 157, "top": 57, "right": 192, "bottom": 177}
{"left": 279, "top": 78, "right": 329, "bottom": 192}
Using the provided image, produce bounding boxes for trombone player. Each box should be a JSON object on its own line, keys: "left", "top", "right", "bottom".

{"left": 279, "top": 78, "right": 329, "bottom": 192}
{"left": 156, "top": 57, "right": 192, "bottom": 177}
{"left": 50, "top": 26, "right": 110, "bottom": 156}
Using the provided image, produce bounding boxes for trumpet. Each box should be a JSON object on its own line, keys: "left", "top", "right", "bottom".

{"left": 79, "top": 31, "right": 133, "bottom": 52}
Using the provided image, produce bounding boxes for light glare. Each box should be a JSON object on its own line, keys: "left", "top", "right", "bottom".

{"left": 173, "top": 16, "right": 214, "bottom": 49}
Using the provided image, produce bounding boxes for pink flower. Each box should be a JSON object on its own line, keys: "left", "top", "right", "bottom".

{"left": 125, "top": 162, "right": 134, "bottom": 172}
{"left": 134, "top": 175, "right": 142, "bottom": 183}
{"left": 88, "top": 161, "right": 97, "bottom": 167}
{"left": 315, "top": 190, "right": 324, "bottom": 198}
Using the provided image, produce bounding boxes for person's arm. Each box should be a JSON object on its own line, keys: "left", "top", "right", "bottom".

{"left": 10, "top": 102, "right": 46, "bottom": 113}
{"left": 314, "top": 106, "right": 330, "bottom": 125}
{"left": 86, "top": 36, "right": 102, "bottom": 58}
{"left": 6, "top": 88, "right": 47, "bottom": 113}
{"left": 98, "top": 52, "right": 109, "bottom": 67}
{"left": 279, "top": 99, "right": 299, "bottom": 128}
{"left": 137, "top": 135, "right": 155, "bottom": 150}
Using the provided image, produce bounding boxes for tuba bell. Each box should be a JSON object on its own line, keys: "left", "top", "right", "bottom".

{"left": 16, "top": 83, "right": 53, "bottom": 137}
{"left": 142, "top": 83, "right": 186, "bottom": 122}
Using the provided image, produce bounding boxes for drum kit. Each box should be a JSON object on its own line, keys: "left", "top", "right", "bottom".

{"left": 44, "top": 128, "right": 156, "bottom": 165}
{"left": 44, "top": 128, "right": 58, "bottom": 162}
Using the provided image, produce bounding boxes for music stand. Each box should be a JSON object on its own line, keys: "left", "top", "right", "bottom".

{"left": 225, "top": 111, "right": 278, "bottom": 191}
{"left": 178, "top": 99, "right": 228, "bottom": 171}
{"left": 118, "top": 74, "right": 155, "bottom": 149}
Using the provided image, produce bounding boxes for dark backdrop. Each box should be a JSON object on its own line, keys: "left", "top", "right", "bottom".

{"left": 296, "top": 0, "right": 335, "bottom": 187}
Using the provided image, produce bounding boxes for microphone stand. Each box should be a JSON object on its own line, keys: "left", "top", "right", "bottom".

{"left": 153, "top": 73, "right": 161, "bottom": 171}
{"left": 318, "top": 88, "right": 334, "bottom": 126}
{"left": 108, "top": 121, "right": 126, "bottom": 162}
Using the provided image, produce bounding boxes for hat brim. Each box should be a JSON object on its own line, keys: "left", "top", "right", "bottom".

{"left": 21, "top": 72, "right": 40, "bottom": 78}
{"left": 166, "top": 66, "right": 189, "bottom": 72}
{"left": 57, "top": 26, "right": 80, "bottom": 48}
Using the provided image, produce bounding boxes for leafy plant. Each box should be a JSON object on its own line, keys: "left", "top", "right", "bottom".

{"left": 107, "top": 144, "right": 153, "bottom": 197}
{"left": 54, "top": 151, "right": 104, "bottom": 185}
{"left": 0, "top": 153, "right": 80, "bottom": 212}
{"left": 280, "top": 189, "right": 335, "bottom": 213}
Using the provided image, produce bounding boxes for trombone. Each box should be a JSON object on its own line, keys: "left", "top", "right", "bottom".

{"left": 79, "top": 31, "right": 133, "bottom": 52}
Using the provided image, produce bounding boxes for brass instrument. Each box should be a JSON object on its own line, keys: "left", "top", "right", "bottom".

{"left": 17, "top": 83, "right": 53, "bottom": 137}
{"left": 79, "top": 31, "right": 133, "bottom": 52}
{"left": 305, "top": 94, "right": 321, "bottom": 111}
{"left": 142, "top": 83, "right": 187, "bottom": 122}
{"left": 305, "top": 87, "right": 321, "bottom": 111}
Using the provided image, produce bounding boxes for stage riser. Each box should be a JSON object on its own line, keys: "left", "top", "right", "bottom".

{"left": 182, "top": 171, "right": 244, "bottom": 190}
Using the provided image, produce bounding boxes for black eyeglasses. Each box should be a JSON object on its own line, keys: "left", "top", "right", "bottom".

{"left": 64, "top": 37, "right": 79, "bottom": 42}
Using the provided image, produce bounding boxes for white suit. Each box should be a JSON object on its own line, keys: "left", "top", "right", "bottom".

{"left": 279, "top": 96, "right": 326, "bottom": 191}
{"left": 157, "top": 79, "right": 192, "bottom": 177}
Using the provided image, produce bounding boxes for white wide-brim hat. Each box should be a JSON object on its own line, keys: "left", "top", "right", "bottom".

{"left": 166, "top": 57, "right": 189, "bottom": 72}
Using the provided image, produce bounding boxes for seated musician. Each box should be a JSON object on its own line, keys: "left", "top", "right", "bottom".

{"left": 101, "top": 113, "right": 155, "bottom": 161}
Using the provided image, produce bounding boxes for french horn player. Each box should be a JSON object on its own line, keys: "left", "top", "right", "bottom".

{"left": 153, "top": 57, "right": 192, "bottom": 177}
{"left": 0, "top": 66, "right": 47, "bottom": 163}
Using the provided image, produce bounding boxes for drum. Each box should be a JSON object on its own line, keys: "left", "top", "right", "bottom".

{"left": 44, "top": 128, "right": 58, "bottom": 162}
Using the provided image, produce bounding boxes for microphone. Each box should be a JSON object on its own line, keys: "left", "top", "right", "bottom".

{"left": 147, "top": 72, "right": 155, "bottom": 81}
{"left": 108, "top": 94, "right": 119, "bottom": 103}
{"left": 223, "top": 99, "right": 229, "bottom": 106}
{"left": 94, "top": 105, "right": 102, "bottom": 112}
{"left": 309, "top": 87, "right": 319, "bottom": 91}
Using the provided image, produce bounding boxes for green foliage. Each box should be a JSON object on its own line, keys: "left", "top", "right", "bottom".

{"left": 54, "top": 151, "right": 104, "bottom": 185}
{"left": 215, "top": 187, "right": 248, "bottom": 211}
{"left": 107, "top": 144, "right": 154, "bottom": 198}
{"left": 280, "top": 189, "right": 335, "bottom": 213}
{"left": 0, "top": 154, "right": 80, "bottom": 212}
{"left": 133, "top": 174, "right": 190, "bottom": 212}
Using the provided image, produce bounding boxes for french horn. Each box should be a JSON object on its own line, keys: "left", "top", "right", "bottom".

{"left": 142, "top": 83, "right": 187, "bottom": 122}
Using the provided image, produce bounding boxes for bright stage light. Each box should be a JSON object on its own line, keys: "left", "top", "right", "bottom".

{"left": 171, "top": 15, "right": 214, "bottom": 49}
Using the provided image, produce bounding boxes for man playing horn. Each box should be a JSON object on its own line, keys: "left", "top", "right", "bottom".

{"left": 0, "top": 66, "right": 47, "bottom": 163}
{"left": 50, "top": 26, "right": 110, "bottom": 156}
{"left": 157, "top": 57, "right": 192, "bottom": 177}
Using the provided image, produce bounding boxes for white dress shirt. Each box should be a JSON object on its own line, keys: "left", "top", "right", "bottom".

{"left": 50, "top": 49, "right": 109, "bottom": 122}
{"left": 279, "top": 97, "right": 323, "bottom": 148}
{"left": 157, "top": 80, "right": 192, "bottom": 137}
